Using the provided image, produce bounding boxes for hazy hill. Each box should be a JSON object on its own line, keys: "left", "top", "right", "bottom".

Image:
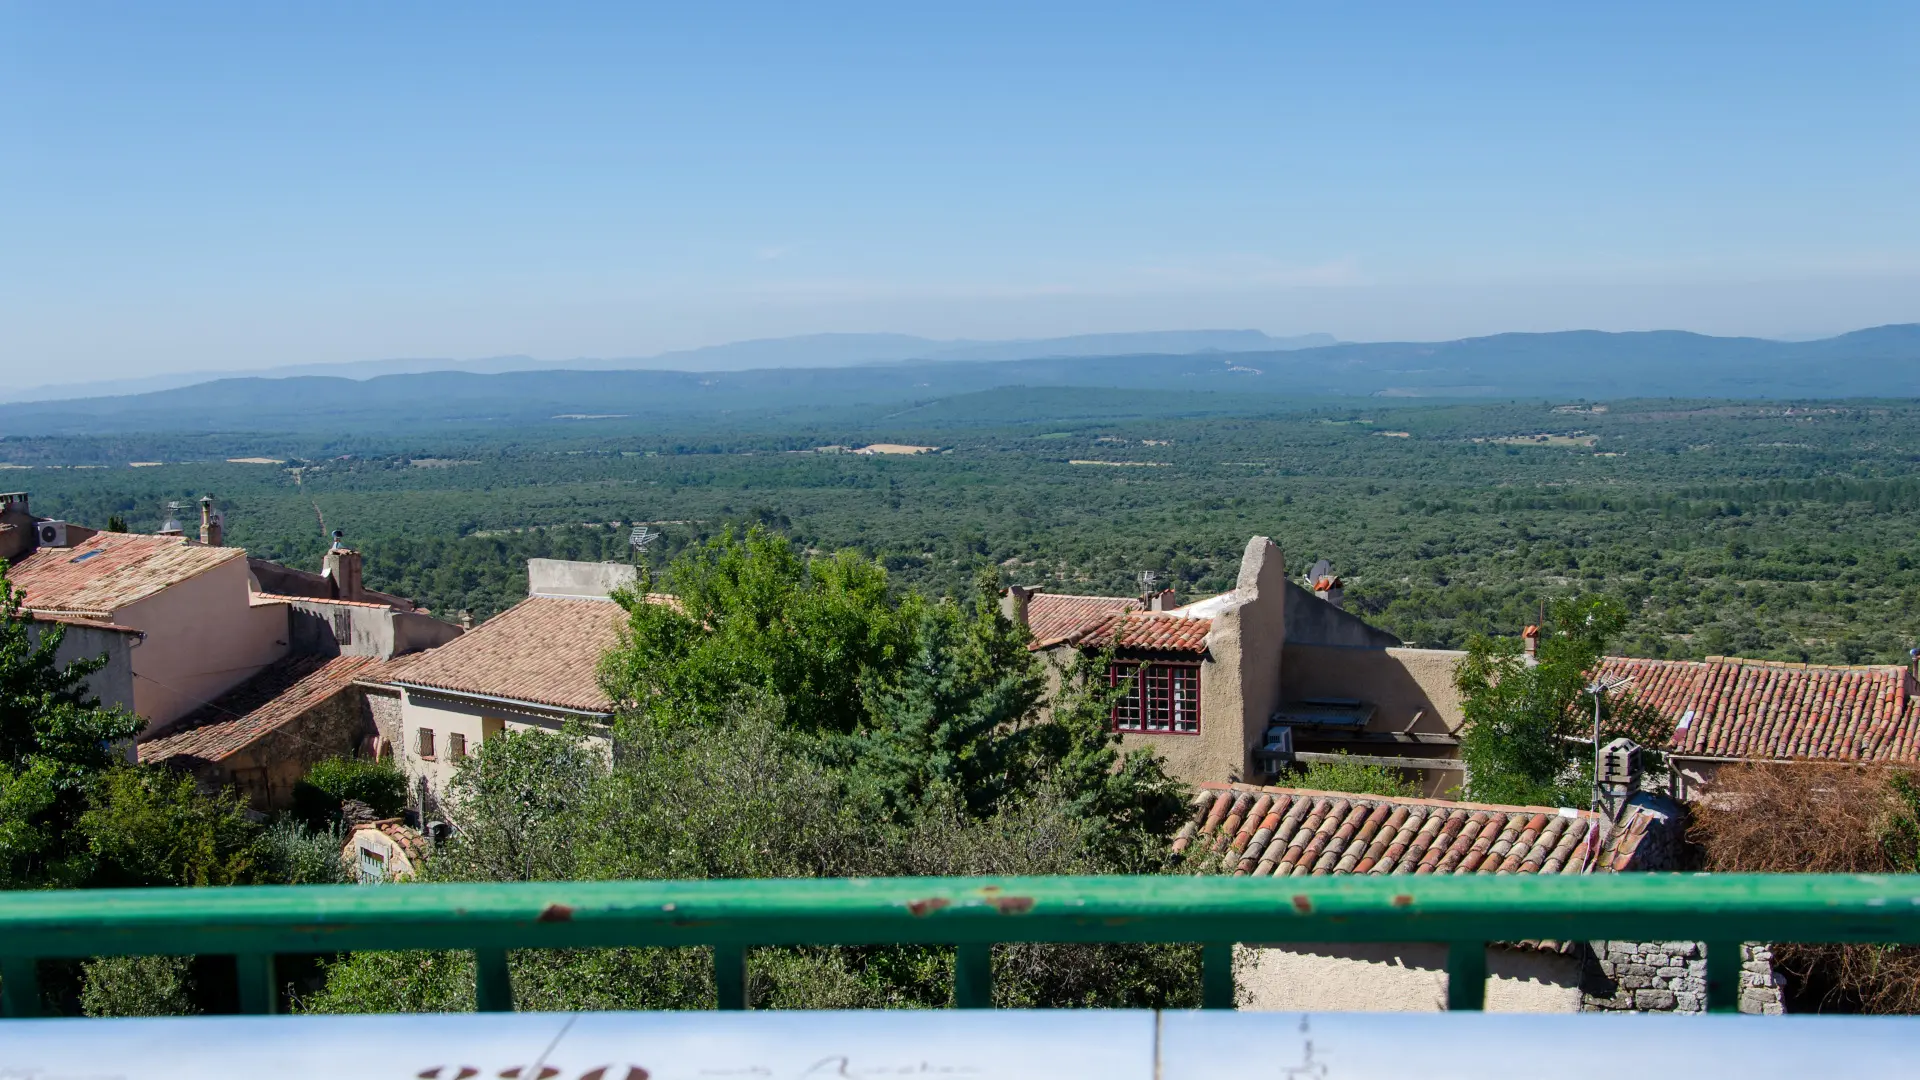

{"left": 1, "top": 325, "right": 1915, "bottom": 438}
{"left": 0, "top": 329, "right": 1333, "bottom": 403}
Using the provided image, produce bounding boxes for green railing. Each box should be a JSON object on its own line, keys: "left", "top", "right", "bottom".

{"left": 4, "top": 873, "right": 1919, "bottom": 1018}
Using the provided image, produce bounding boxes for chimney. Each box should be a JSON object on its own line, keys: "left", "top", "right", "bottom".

{"left": 198, "top": 495, "right": 224, "bottom": 547}
{"left": 1148, "top": 587, "right": 1177, "bottom": 612}
{"left": 1002, "top": 585, "right": 1040, "bottom": 629}
{"left": 1523, "top": 624, "right": 1541, "bottom": 665}
{"left": 1312, "top": 575, "right": 1345, "bottom": 610}
{"left": 323, "top": 530, "right": 365, "bottom": 602}
{"left": 0, "top": 492, "right": 30, "bottom": 562}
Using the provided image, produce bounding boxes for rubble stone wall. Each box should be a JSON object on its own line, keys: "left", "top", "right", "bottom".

{"left": 1583, "top": 941, "right": 1785, "bottom": 1014}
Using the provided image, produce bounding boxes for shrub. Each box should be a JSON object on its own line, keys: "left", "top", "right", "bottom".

{"left": 1292, "top": 752, "right": 1420, "bottom": 798}
{"left": 292, "top": 757, "right": 407, "bottom": 828}
{"left": 1690, "top": 762, "right": 1920, "bottom": 1013}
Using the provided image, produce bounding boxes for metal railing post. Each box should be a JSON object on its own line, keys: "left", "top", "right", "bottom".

{"left": 1445, "top": 942, "right": 1487, "bottom": 1011}
{"left": 1201, "top": 943, "right": 1235, "bottom": 1009}
{"left": 952, "top": 943, "right": 993, "bottom": 1008}
{"left": 0, "top": 957, "right": 39, "bottom": 1019}
{"left": 235, "top": 953, "right": 277, "bottom": 1015}
{"left": 1706, "top": 940, "right": 1741, "bottom": 1014}
{"left": 474, "top": 948, "right": 514, "bottom": 1012}
{"left": 713, "top": 945, "right": 747, "bottom": 1010}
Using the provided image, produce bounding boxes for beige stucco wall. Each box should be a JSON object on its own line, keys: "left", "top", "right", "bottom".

{"left": 117, "top": 559, "right": 290, "bottom": 733}
{"left": 395, "top": 688, "right": 608, "bottom": 802}
{"left": 1237, "top": 942, "right": 1582, "bottom": 1013}
{"left": 29, "top": 620, "right": 137, "bottom": 714}
{"left": 1118, "top": 537, "right": 1287, "bottom": 786}
{"left": 1281, "top": 643, "right": 1468, "bottom": 796}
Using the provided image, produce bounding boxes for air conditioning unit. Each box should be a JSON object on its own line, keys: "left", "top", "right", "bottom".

{"left": 35, "top": 520, "right": 69, "bottom": 547}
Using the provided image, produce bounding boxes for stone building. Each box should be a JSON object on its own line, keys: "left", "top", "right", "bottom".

{"left": 1009, "top": 537, "right": 1465, "bottom": 795}
{"left": 1178, "top": 782, "right": 1784, "bottom": 1014}
{"left": 1008, "top": 535, "right": 1920, "bottom": 800}
{"left": 370, "top": 559, "right": 675, "bottom": 809}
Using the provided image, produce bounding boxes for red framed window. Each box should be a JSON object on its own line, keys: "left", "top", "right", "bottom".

{"left": 1109, "top": 661, "right": 1200, "bottom": 735}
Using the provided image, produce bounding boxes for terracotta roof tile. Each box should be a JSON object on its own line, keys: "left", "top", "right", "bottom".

{"left": 1022, "top": 592, "right": 1142, "bottom": 648}
{"left": 252, "top": 592, "right": 395, "bottom": 610}
{"left": 8, "top": 533, "right": 244, "bottom": 617}
{"left": 1173, "top": 783, "right": 1643, "bottom": 877}
{"left": 1599, "top": 655, "right": 1920, "bottom": 763}
{"left": 380, "top": 595, "right": 628, "bottom": 713}
{"left": 140, "top": 654, "right": 381, "bottom": 764}
{"left": 27, "top": 612, "right": 141, "bottom": 634}
{"left": 1071, "top": 611, "right": 1212, "bottom": 653}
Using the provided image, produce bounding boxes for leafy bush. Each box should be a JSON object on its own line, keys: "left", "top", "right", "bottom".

{"left": 1292, "top": 752, "right": 1419, "bottom": 798}
{"left": 292, "top": 756, "right": 407, "bottom": 828}
{"left": 255, "top": 819, "right": 349, "bottom": 885}
{"left": 80, "top": 955, "right": 197, "bottom": 1017}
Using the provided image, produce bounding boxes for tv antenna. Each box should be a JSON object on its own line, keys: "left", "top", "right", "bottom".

{"left": 1585, "top": 673, "right": 1635, "bottom": 812}
{"left": 629, "top": 524, "right": 657, "bottom": 561}
{"left": 1137, "top": 570, "right": 1158, "bottom": 594}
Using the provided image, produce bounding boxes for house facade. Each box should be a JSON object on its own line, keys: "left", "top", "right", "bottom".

{"left": 1010, "top": 536, "right": 1465, "bottom": 794}
{"left": 1179, "top": 782, "right": 1784, "bottom": 1014}
{"left": 1010, "top": 534, "right": 1920, "bottom": 799}
{"left": 371, "top": 560, "right": 658, "bottom": 810}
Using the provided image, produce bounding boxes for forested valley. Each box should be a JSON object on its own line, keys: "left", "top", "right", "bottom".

{"left": 8, "top": 391, "right": 1919, "bottom": 664}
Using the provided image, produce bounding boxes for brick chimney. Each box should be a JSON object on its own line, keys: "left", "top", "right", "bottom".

{"left": 1147, "top": 587, "right": 1177, "bottom": 611}
{"left": 323, "top": 530, "right": 365, "bottom": 602}
{"left": 198, "top": 495, "right": 224, "bottom": 547}
{"left": 1523, "top": 624, "right": 1541, "bottom": 665}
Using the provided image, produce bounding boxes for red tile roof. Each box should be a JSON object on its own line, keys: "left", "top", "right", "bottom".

{"left": 27, "top": 611, "right": 141, "bottom": 634}
{"left": 8, "top": 533, "right": 244, "bottom": 618}
{"left": 1599, "top": 655, "right": 1920, "bottom": 763}
{"left": 140, "top": 654, "right": 383, "bottom": 764}
{"left": 380, "top": 595, "right": 628, "bottom": 713}
{"left": 1023, "top": 592, "right": 1141, "bottom": 648}
{"left": 1071, "top": 611, "right": 1213, "bottom": 654}
{"left": 1172, "top": 783, "right": 1667, "bottom": 877}
{"left": 252, "top": 592, "right": 396, "bottom": 610}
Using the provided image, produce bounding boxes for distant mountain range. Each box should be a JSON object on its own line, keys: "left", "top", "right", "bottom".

{"left": 2, "top": 325, "right": 1916, "bottom": 439}
{"left": 0, "top": 329, "right": 1338, "bottom": 404}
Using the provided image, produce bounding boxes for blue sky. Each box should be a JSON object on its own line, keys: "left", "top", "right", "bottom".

{"left": 3, "top": 2, "right": 1917, "bottom": 380}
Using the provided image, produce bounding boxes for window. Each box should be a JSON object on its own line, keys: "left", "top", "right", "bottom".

{"left": 357, "top": 845, "right": 387, "bottom": 884}
{"left": 450, "top": 732, "right": 467, "bottom": 759}
{"left": 417, "top": 727, "right": 436, "bottom": 760}
{"left": 1109, "top": 661, "right": 1200, "bottom": 735}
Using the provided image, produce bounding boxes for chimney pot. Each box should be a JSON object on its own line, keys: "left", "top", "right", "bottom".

{"left": 324, "top": 544, "right": 365, "bottom": 602}
{"left": 199, "top": 495, "right": 224, "bottom": 547}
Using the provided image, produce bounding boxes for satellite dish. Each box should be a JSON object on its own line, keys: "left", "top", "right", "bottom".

{"left": 1308, "top": 559, "right": 1333, "bottom": 583}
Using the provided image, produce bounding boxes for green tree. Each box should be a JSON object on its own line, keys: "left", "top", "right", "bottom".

{"left": 0, "top": 562, "right": 144, "bottom": 886}
{"left": 602, "top": 528, "right": 921, "bottom": 735}
{"left": 1452, "top": 594, "right": 1669, "bottom": 806}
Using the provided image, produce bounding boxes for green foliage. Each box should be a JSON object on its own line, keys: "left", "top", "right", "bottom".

{"left": 1453, "top": 595, "right": 1669, "bottom": 806}
{"left": 292, "top": 756, "right": 407, "bottom": 828}
{"left": 80, "top": 956, "right": 198, "bottom": 1017}
{"left": 75, "top": 768, "right": 259, "bottom": 888}
{"left": 0, "top": 563, "right": 145, "bottom": 885}
{"left": 313, "top": 534, "right": 1197, "bottom": 1011}
{"left": 1881, "top": 773, "right": 1920, "bottom": 874}
{"left": 603, "top": 528, "right": 920, "bottom": 734}
{"left": 1293, "top": 752, "right": 1421, "bottom": 799}
{"left": 255, "top": 819, "right": 350, "bottom": 885}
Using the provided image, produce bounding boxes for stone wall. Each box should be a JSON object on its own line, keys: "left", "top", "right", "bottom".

{"left": 1583, "top": 941, "right": 1785, "bottom": 1014}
